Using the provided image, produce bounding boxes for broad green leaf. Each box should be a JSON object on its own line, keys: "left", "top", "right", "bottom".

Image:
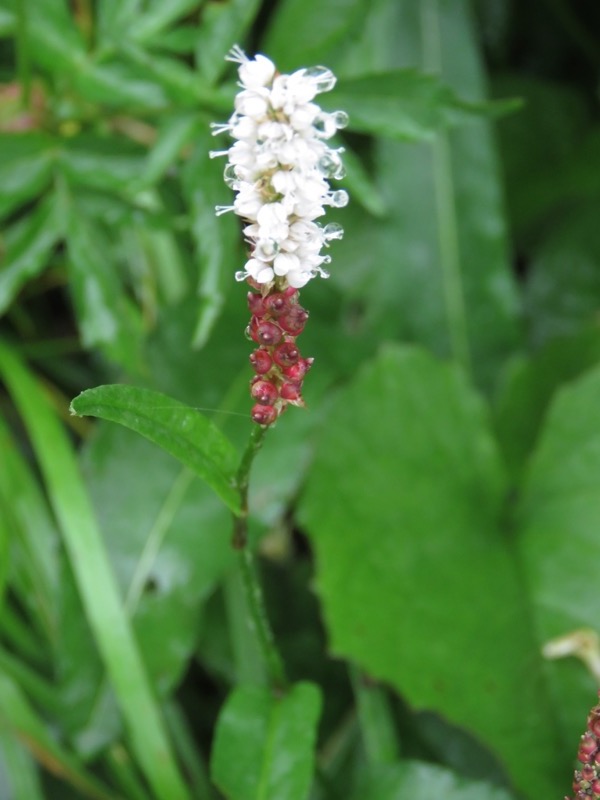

{"left": 264, "top": 0, "right": 370, "bottom": 71}
{"left": 350, "top": 761, "right": 516, "bottom": 800}
{"left": 298, "top": 346, "right": 563, "bottom": 798}
{"left": 0, "top": 134, "right": 54, "bottom": 221}
{"left": 0, "top": 195, "right": 62, "bottom": 315}
{"left": 494, "top": 328, "right": 600, "bottom": 481}
{"left": 0, "top": 672, "right": 116, "bottom": 800}
{"left": 327, "top": 0, "right": 520, "bottom": 390}
{"left": 211, "top": 682, "right": 321, "bottom": 800}
{"left": 524, "top": 203, "right": 600, "bottom": 348}
{"left": 322, "top": 71, "right": 516, "bottom": 142}
{"left": 195, "top": 0, "right": 262, "bottom": 85}
{"left": 0, "top": 343, "right": 191, "bottom": 800}
{"left": 517, "top": 364, "right": 600, "bottom": 749}
{"left": 70, "top": 384, "right": 241, "bottom": 513}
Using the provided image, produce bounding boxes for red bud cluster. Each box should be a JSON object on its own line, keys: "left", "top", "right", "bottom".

{"left": 245, "top": 282, "right": 313, "bottom": 426}
{"left": 567, "top": 693, "right": 600, "bottom": 800}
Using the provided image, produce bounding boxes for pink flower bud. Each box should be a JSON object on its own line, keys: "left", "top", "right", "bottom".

{"left": 278, "top": 306, "right": 309, "bottom": 335}
{"left": 264, "top": 292, "right": 288, "bottom": 317}
{"left": 280, "top": 381, "right": 302, "bottom": 402}
{"left": 249, "top": 348, "right": 273, "bottom": 374}
{"left": 255, "top": 320, "right": 283, "bottom": 346}
{"left": 578, "top": 735, "right": 598, "bottom": 763}
{"left": 251, "top": 404, "right": 278, "bottom": 426}
{"left": 273, "top": 341, "right": 300, "bottom": 368}
{"left": 283, "top": 357, "right": 313, "bottom": 382}
{"left": 251, "top": 379, "right": 279, "bottom": 405}
{"left": 247, "top": 291, "right": 266, "bottom": 316}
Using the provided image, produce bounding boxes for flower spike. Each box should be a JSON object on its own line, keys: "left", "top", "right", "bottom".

{"left": 212, "top": 46, "right": 348, "bottom": 425}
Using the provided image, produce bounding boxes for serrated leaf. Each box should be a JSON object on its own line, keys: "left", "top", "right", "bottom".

{"left": 211, "top": 682, "right": 321, "bottom": 800}
{"left": 298, "top": 345, "right": 563, "bottom": 798}
{"left": 70, "top": 385, "right": 240, "bottom": 513}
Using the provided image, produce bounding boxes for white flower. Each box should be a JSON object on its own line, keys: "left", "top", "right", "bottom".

{"left": 212, "top": 46, "right": 348, "bottom": 286}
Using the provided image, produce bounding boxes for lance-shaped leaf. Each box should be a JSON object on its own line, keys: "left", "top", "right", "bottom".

{"left": 70, "top": 385, "right": 240, "bottom": 513}
{"left": 211, "top": 682, "right": 321, "bottom": 800}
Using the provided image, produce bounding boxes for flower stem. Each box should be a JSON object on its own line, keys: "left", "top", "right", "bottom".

{"left": 231, "top": 424, "right": 287, "bottom": 692}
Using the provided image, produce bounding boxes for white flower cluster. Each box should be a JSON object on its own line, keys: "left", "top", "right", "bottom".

{"left": 210, "top": 45, "right": 348, "bottom": 289}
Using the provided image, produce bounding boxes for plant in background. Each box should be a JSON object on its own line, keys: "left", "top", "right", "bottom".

{"left": 210, "top": 47, "right": 347, "bottom": 425}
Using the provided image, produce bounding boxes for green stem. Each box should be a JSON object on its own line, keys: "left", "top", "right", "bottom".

{"left": 231, "top": 424, "right": 287, "bottom": 692}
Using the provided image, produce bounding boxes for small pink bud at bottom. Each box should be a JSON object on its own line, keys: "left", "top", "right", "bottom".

{"left": 250, "top": 348, "right": 273, "bottom": 374}
{"left": 251, "top": 379, "right": 279, "bottom": 405}
{"left": 280, "top": 381, "right": 302, "bottom": 402}
{"left": 251, "top": 404, "right": 278, "bottom": 426}
{"left": 256, "top": 320, "right": 283, "bottom": 346}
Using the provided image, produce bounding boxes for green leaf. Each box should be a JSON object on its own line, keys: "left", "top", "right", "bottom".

{"left": 132, "top": 0, "right": 200, "bottom": 43}
{"left": 183, "top": 130, "right": 241, "bottom": 348}
{"left": 0, "top": 415, "right": 59, "bottom": 644}
{"left": 322, "top": 70, "right": 501, "bottom": 142}
{"left": 195, "top": 0, "right": 262, "bottom": 86}
{"left": 70, "top": 384, "right": 241, "bottom": 513}
{"left": 340, "top": 146, "right": 387, "bottom": 218}
{"left": 0, "top": 672, "right": 116, "bottom": 800}
{"left": 211, "top": 682, "right": 321, "bottom": 800}
{"left": 74, "top": 61, "right": 169, "bottom": 111}
{"left": 0, "top": 195, "right": 62, "bottom": 315}
{"left": 264, "top": 0, "right": 371, "bottom": 71}
{"left": 0, "top": 725, "right": 44, "bottom": 800}
{"left": 517, "top": 363, "right": 600, "bottom": 749}
{"left": 66, "top": 210, "right": 143, "bottom": 372}
{"left": 0, "top": 343, "right": 191, "bottom": 800}
{"left": 73, "top": 423, "right": 233, "bottom": 751}
{"left": 298, "top": 345, "right": 563, "bottom": 798}
{"left": 138, "top": 113, "right": 204, "bottom": 189}
{"left": 0, "top": 134, "right": 54, "bottom": 221}
{"left": 59, "top": 135, "right": 145, "bottom": 193}
{"left": 494, "top": 328, "right": 600, "bottom": 481}
{"left": 327, "top": 0, "right": 520, "bottom": 390}
{"left": 25, "top": 0, "right": 86, "bottom": 73}
{"left": 350, "top": 761, "right": 516, "bottom": 800}
{"left": 524, "top": 203, "right": 600, "bottom": 348}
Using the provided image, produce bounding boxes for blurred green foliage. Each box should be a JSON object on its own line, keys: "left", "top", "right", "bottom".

{"left": 1, "top": 1, "right": 600, "bottom": 799}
